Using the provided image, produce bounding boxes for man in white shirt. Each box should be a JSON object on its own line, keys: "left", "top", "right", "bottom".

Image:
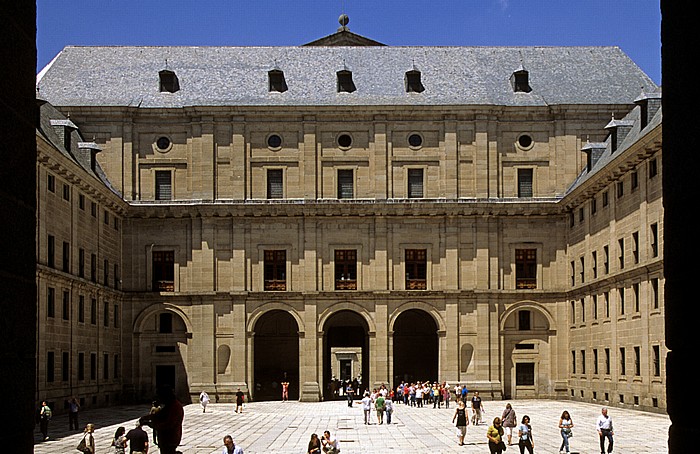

{"left": 596, "top": 407, "right": 614, "bottom": 454}
{"left": 321, "top": 430, "right": 340, "bottom": 454}
{"left": 361, "top": 392, "right": 372, "bottom": 425}
{"left": 222, "top": 434, "right": 244, "bottom": 454}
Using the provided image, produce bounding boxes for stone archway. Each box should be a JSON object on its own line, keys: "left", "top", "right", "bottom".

{"left": 252, "top": 310, "right": 300, "bottom": 401}
{"left": 392, "top": 308, "right": 439, "bottom": 386}
{"left": 322, "top": 310, "right": 369, "bottom": 400}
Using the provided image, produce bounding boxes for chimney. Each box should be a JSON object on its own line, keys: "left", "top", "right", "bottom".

{"left": 604, "top": 115, "right": 634, "bottom": 153}
{"left": 582, "top": 141, "right": 607, "bottom": 172}
{"left": 77, "top": 141, "right": 102, "bottom": 172}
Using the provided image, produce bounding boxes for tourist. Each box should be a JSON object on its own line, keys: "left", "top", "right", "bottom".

{"left": 149, "top": 400, "right": 161, "bottom": 446}
{"left": 111, "top": 426, "right": 128, "bottom": 454}
{"left": 442, "top": 383, "right": 451, "bottom": 409}
{"left": 38, "top": 400, "right": 52, "bottom": 441}
{"left": 361, "top": 391, "right": 373, "bottom": 424}
{"left": 126, "top": 420, "right": 149, "bottom": 454}
{"left": 385, "top": 397, "right": 393, "bottom": 424}
{"left": 517, "top": 415, "right": 534, "bottom": 454}
{"left": 415, "top": 382, "right": 424, "bottom": 407}
{"left": 200, "top": 390, "right": 210, "bottom": 413}
{"left": 486, "top": 417, "right": 505, "bottom": 454}
{"left": 452, "top": 399, "right": 469, "bottom": 446}
{"left": 321, "top": 430, "right": 340, "bottom": 454}
{"left": 235, "top": 388, "right": 245, "bottom": 413}
{"left": 596, "top": 407, "right": 614, "bottom": 454}
{"left": 281, "top": 380, "right": 289, "bottom": 401}
{"left": 346, "top": 383, "right": 354, "bottom": 407}
{"left": 470, "top": 391, "right": 484, "bottom": 425}
{"left": 307, "top": 433, "right": 322, "bottom": 454}
{"left": 68, "top": 396, "right": 80, "bottom": 430}
{"left": 375, "top": 391, "right": 386, "bottom": 424}
{"left": 501, "top": 403, "right": 517, "bottom": 445}
{"left": 79, "top": 423, "right": 96, "bottom": 454}
{"left": 222, "top": 434, "right": 244, "bottom": 454}
{"left": 558, "top": 410, "right": 574, "bottom": 453}
{"left": 145, "top": 386, "right": 184, "bottom": 454}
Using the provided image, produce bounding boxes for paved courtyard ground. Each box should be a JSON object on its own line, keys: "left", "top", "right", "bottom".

{"left": 34, "top": 399, "right": 670, "bottom": 453}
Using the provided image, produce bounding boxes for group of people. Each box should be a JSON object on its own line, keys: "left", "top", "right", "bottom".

{"left": 307, "top": 430, "right": 340, "bottom": 454}
{"left": 450, "top": 399, "right": 615, "bottom": 454}
{"left": 358, "top": 389, "right": 394, "bottom": 425}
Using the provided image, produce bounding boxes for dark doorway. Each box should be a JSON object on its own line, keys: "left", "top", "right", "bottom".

{"left": 155, "top": 365, "right": 176, "bottom": 392}
{"left": 323, "top": 310, "right": 369, "bottom": 400}
{"left": 393, "top": 309, "right": 438, "bottom": 386}
{"left": 253, "top": 310, "right": 299, "bottom": 401}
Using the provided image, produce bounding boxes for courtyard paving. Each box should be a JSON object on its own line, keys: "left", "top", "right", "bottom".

{"left": 34, "top": 398, "right": 670, "bottom": 453}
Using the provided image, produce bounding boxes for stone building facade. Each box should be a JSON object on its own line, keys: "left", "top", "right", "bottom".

{"left": 35, "top": 25, "right": 665, "bottom": 412}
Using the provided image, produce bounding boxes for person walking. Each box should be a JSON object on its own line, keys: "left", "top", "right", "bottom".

{"left": 596, "top": 407, "right": 614, "bottom": 454}
{"left": 471, "top": 391, "right": 484, "bottom": 425}
{"left": 558, "top": 410, "right": 574, "bottom": 454}
{"left": 145, "top": 386, "right": 184, "bottom": 454}
{"left": 361, "top": 391, "right": 372, "bottom": 425}
{"left": 346, "top": 383, "right": 355, "bottom": 407}
{"left": 452, "top": 399, "right": 469, "bottom": 446}
{"left": 68, "top": 396, "right": 80, "bottom": 430}
{"left": 385, "top": 397, "right": 393, "bottom": 424}
{"left": 501, "top": 403, "right": 517, "bottom": 446}
{"left": 486, "top": 417, "right": 505, "bottom": 454}
{"left": 235, "top": 388, "right": 245, "bottom": 413}
{"left": 375, "top": 392, "right": 386, "bottom": 424}
{"left": 111, "top": 426, "right": 128, "bottom": 454}
{"left": 307, "top": 433, "right": 322, "bottom": 454}
{"left": 517, "top": 415, "right": 534, "bottom": 454}
{"left": 126, "top": 420, "right": 149, "bottom": 454}
{"left": 200, "top": 390, "right": 210, "bottom": 413}
{"left": 38, "top": 400, "right": 52, "bottom": 440}
{"left": 79, "top": 423, "right": 95, "bottom": 454}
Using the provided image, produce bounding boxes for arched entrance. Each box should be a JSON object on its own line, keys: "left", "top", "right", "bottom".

{"left": 393, "top": 309, "right": 438, "bottom": 385}
{"left": 323, "top": 310, "right": 369, "bottom": 400}
{"left": 253, "top": 310, "right": 299, "bottom": 401}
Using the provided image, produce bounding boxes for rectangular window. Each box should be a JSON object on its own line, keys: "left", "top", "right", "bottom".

{"left": 114, "top": 304, "right": 120, "bottom": 328}
{"left": 517, "top": 168, "right": 533, "bottom": 197}
{"left": 592, "top": 251, "right": 598, "bottom": 279}
{"left": 91, "top": 201, "right": 97, "bottom": 217}
{"left": 620, "top": 347, "right": 626, "bottom": 376}
{"left": 90, "top": 353, "right": 97, "bottom": 380}
{"left": 47, "top": 235, "right": 55, "bottom": 268}
{"left": 337, "top": 169, "right": 354, "bottom": 199}
{"left": 604, "top": 245, "right": 610, "bottom": 274}
{"left": 605, "top": 348, "right": 611, "bottom": 375}
{"left": 78, "top": 248, "right": 85, "bottom": 278}
{"left": 79, "top": 193, "right": 85, "bottom": 210}
{"left": 650, "top": 223, "right": 659, "bottom": 258}
{"left": 515, "top": 249, "right": 537, "bottom": 289}
{"left": 103, "top": 210, "right": 109, "bottom": 225}
{"left": 634, "top": 346, "right": 641, "bottom": 376}
{"left": 515, "top": 362, "right": 535, "bottom": 386}
{"left": 62, "top": 183, "right": 70, "bottom": 201}
{"left": 266, "top": 169, "right": 284, "bottom": 199}
{"left": 649, "top": 158, "right": 658, "bottom": 178}
{"left": 652, "top": 345, "right": 661, "bottom": 377}
{"left": 114, "top": 264, "right": 120, "bottom": 290}
{"left": 159, "top": 313, "right": 173, "bottom": 334}
{"left": 47, "top": 173, "right": 55, "bottom": 192}
{"left": 78, "top": 295, "right": 85, "bottom": 323}
{"left": 152, "top": 250, "right": 175, "bottom": 291}
{"left": 619, "top": 287, "right": 626, "bottom": 315}
{"left": 405, "top": 249, "right": 427, "bottom": 290}
{"left": 62, "top": 241, "right": 70, "bottom": 272}
{"left": 518, "top": 310, "right": 531, "bottom": 330}
{"left": 407, "top": 169, "right": 424, "bottom": 198}
{"left": 90, "top": 298, "right": 97, "bottom": 325}
{"left": 47, "top": 352, "right": 55, "bottom": 383}
{"left": 47, "top": 287, "right": 55, "bottom": 318}
{"left": 581, "top": 350, "right": 586, "bottom": 374}
{"left": 155, "top": 170, "right": 173, "bottom": 200}
{"left": 651, "top": 278, "right": 659, "bottom": 309}
{"left": 103, "top": 301, "right": 109, "bottom": 327}
{"left": 633, "top": 231, "right": 639, "bottom": 264}
{"left": 264, "top": 250, "right": 287, "bottom": 291}
{"left": 62, "top": 351, "right": 69, "bottom": 382}
{"left": 594, "top": 349, "right": 599, "bottom": 375}
{"left": 334, "top": 249, "right": 357, "bottom": 290}
{"left": 103, "top": 259, "right": 109, "bottom": 287}
{"left": 602, "top": 190, "right": 609, "bottom": 207}
{"left": 78, "top": 352, "right": 85, "bottom": 381}
{"left": 90, "top": 253, "right": 97, "bottom": 282}
{"left": 62, "top": 290, "right": 70, "bottom": 321}
{"left": 618, "top": 238, "right": 625, "bottom": 269}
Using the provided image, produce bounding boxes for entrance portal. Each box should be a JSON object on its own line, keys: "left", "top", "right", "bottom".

{"left": 393, "top": 309, "right": 438, "bottom": 385}
{"left": 323, "top": 310, "right": 369, "bottom": 400}
{"left": 253, "top": 310, "right": 299, "bottom": 401}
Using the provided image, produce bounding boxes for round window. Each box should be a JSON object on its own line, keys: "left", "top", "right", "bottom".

{"left": 337, "top": 133, "right": 353, "bottom": 149}
{"left": 408, "top": 133, "right": 423, "bottom": 148}
{"left": 156, "top": 136, "right": 171, "bottom": 151}
{"left": 517, "top": 134, "right": 533, "bottom": 150}
{"left": 267, "top": 134, "right": 282, "bottom": 149}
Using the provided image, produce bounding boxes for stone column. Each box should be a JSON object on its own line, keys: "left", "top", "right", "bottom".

{"left": 299, "top": 300, "right": 321, "bottom": 401}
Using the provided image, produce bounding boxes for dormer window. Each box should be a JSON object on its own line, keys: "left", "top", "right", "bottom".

{"left": 159, "top": 69, "right": 180, "bottom": 93}
{"left": 337, "top": 70, "right": 356, "bottom": 93}
{"left": 268, "top": 69, "right": 288, "bottom": 93}
{"left": 510, "top": 68, "right": 531, "bottom": 93}
{"left": 405, "top": 69, "right": 425, "bottom": 93}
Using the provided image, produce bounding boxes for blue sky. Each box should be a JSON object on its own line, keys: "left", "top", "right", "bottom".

{"left": 37, "top": 0, "right": 661, "bottom": 85}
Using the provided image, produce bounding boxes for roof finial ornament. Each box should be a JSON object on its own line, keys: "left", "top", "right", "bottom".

{"left": 338, "top": 13, "right": 350, "bottom": 31}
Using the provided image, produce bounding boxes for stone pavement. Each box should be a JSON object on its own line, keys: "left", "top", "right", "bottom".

{"left": 34, "top": 399, "right": 670, "bottom": 453}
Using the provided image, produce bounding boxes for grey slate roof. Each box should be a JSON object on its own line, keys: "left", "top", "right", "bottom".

{"left": 36, "top": 45, "right": 657, "bottom": 109}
